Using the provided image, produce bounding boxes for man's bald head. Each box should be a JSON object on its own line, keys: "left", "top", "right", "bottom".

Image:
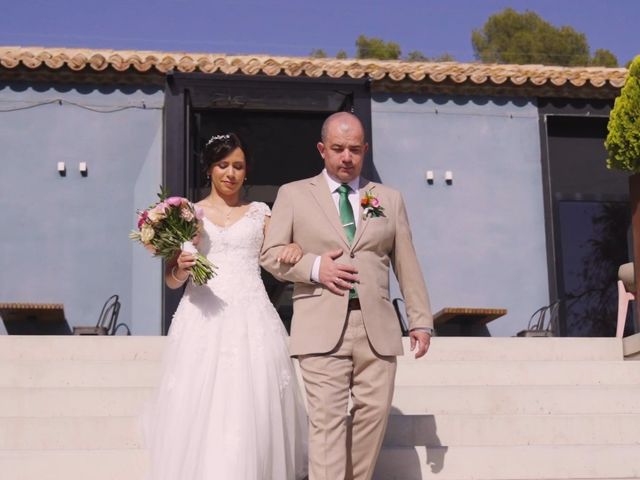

{"left": 317, "top": 111, "right": 369, "bottom": 183}
{"left": 320, "top": 112, "right": 366, "bottom": 143}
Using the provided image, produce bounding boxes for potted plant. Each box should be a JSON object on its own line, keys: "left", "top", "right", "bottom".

{"left": 605, "top": 54, "right": 640, "bottom": 330}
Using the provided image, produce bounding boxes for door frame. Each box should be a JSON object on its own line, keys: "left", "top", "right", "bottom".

{"left": 537, "top": 98, "right": 621, "bottom": 335}
{"left": 162, "top": 72, "right": 373, "bottom": 333}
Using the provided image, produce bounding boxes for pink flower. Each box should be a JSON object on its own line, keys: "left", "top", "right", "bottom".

{"left": 153, "top": 203, "right": 167, "bottom": 214}
{"left": 195, "top": 207, "right": 204, "bottom": 220}
{"left": 370, "top": 197, "right": 380, "bottom": 208}
{"left": 137, "top": 210, "right": 148, "bottom": 229}
{"left": 166, "top": 196, "right": 183, "bottom": 207}
{"left": 180, "top": 206, "right": 195, "bottom": 222}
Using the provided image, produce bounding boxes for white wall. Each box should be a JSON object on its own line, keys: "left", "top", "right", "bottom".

{"left": 0, "top": 83, "right": 164, "bottom": 335}
{"left": 372, "top": 93, "right": 549, "bottom": 336}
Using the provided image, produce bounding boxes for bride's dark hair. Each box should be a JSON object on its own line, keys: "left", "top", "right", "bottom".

{"left": 203, "top": 133, "right": 244, "bottom": 167}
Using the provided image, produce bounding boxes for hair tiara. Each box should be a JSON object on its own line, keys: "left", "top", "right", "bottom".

{"left": 206, "top": 134, "right": 231, "bottom": 147}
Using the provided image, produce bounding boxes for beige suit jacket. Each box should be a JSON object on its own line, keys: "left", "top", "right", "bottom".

{"left": 261, "top": 173, "right": 433, "bottom": 356}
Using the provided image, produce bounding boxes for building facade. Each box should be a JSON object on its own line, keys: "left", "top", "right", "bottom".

{"left": 0, "top": 47, "right": 631, "bottom": 337}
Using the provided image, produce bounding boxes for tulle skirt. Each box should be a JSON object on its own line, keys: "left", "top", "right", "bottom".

{"left": 142, "top": 285, "right": 308, "bottom": 479}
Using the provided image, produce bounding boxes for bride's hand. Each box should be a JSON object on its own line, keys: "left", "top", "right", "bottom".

{"left": 176, "top": 251, "right": 196, "bottom": 275}
{"left": 277, "top": 243, "right": 303, "bottom": 265}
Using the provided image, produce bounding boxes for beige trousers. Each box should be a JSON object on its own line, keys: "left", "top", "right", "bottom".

{"left": 298, "top": 310, "right": 397, "bottom": 480}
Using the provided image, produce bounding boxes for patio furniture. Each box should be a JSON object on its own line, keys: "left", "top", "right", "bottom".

{"left": 0, "top": 303, "right": 71, "bottom": 335}
{"left": 516, "top": 301, "right": 559, "bottom": 337}
{"left": 434, "top": 307, "right": 507, "bottom": 336}
{"left": 616, "top": 262, "right": 635, "bottom": 338}
{"left": 72, "top": 294, "right": 129, "bottom": 335}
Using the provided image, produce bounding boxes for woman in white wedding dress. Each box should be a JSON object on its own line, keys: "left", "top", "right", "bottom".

{"left": 144, "top": 133, "right": 308, "bottom": 480}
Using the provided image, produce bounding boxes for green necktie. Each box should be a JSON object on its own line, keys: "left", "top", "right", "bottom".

{"left": 337, "top": 184, "right": 356, "bottom": 244}
{"left": 337, "top": 184, "right": 358, "bottom": 299}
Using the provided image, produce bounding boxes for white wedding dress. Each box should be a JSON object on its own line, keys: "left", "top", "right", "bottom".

{"left": 143, "top": 202, "right": 308, "bottom": 480}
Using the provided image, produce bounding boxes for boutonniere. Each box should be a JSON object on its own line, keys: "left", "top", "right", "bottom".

{"left": 361, "top": 188, "right": 385, "bottom": 219}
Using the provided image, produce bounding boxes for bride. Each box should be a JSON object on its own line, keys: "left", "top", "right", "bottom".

{"left": 144, "top": 133, "right": 308, "bottom": 479}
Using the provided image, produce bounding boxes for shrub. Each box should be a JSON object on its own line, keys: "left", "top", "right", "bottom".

{"left": 606, "top": 55, "right": 640, "bottom": 171}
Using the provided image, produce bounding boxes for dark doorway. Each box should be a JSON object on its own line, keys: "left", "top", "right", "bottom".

{"left": 163, "top": 73, "right": 373, "bottom": 333}
{"left": 190, "top": 110, "right": 326, "bottom": 202}
{"left": 541, "top": 108, "right": 633, "bottom": 336}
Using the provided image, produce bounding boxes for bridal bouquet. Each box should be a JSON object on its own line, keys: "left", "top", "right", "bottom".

{"left": 129, "top": 188, "right": 217, "bottom": 285}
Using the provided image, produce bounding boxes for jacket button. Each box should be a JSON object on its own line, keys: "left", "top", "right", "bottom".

{"left": 350, "top": 252, "right": 355, "bottom": 258}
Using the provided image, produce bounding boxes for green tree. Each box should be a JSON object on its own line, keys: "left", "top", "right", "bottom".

{"left": 406, "top": 50, "right": 428, "bottom": 61}
{"left": 355, "top": 35, "right": 401, "bottom": 60}
{"left": 406, "top": 50, "right": 455, "bottom": 62}
{"left": 605, "top": 55, "right": 640, "bottom": 171}
{"left": 430, "top": 53, "right": 456, "bottom": 62}
{"left": 472, "top": 8, "right": 591, "bottom": 66}
{"left": 309, "top": 49, "right": 327, "bottom": 59}
{"left": 590, "top": 48, "right": 619, "bottom": 67}
{"left": 336, "top": 49, "right": 348, "bottom": 59}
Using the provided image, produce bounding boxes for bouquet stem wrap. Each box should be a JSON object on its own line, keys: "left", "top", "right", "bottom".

{"left": 181, "top": 241, "right": 216, "bottom": 286}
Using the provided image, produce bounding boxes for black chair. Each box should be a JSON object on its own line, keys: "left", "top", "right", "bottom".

{"left": 72, "top": 294, "right": 130, "bottom": 335}
{"left": 516, "top": 300, "right": 559, "bottom": 337}
{"left": 392, "top": 298, "right": 410, "bottom": 336}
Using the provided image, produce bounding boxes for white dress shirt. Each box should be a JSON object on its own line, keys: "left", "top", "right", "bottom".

{"left": 310, "top": 169, "right": 360, "bottom": 282}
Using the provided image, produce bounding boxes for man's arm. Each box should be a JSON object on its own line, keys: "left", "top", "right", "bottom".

{"left": 260, "top": 185, "right": 316, "bottom": 284}
{"left": 390, "top": 192, "right": 434, "bottom": 358}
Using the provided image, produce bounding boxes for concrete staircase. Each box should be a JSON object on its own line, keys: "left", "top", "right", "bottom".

{"left": 1, "top": 335, "right": 640, "bottom": 480}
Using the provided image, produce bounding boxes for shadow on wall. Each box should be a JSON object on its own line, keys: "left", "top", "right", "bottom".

{"left": 0, "top": 81, "right": 161, "bottom": 96}
{"left": 373, "top": 92, "right": 529, "bottom": 108}
{"left": 373, "top": 406, "right": 448, "bottom": 480}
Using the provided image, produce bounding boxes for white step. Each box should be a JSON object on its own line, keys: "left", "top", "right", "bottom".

{"left": 0, "top": 387, "right": 151, "bottom": 417}
{"left": 3, "top": 384, "right": 639, "bottom": 418}
{"left": 0, "top": 336, "right": 165, "bottom": 362}
{"left": 0, "top": 450, "right": 147, "bottom": 480}
{"left": 0, "top": 417, "right": 143, "bottom": 450}
{"left": 4, "top": 413, "right": 640, "bottom": 450}
{"left": 4, "top": 359, "right": 640, "bottom": 388}
{"left": 0, "top": 361, "right": 161, "bottom": 388}
{"left": 394, "top": 360, "right": 640, "bottom": 385}
{"left": 398, "top": 337, "right": 623, "bottom": 361}
{"left": 2, "top": 445, "right": 639, "bottom": 480}
{"left": 383, "top": 413, "right": 640, "bottom": 447}
{"left": 0, "top": 336, "right": 624, "bottom": 362}
{"left": 374, "top": 444, "right": 640, "bottom": 480}
{"left": 0, "top": 335, "right": 636, "bottom": 480}
{"left": 391, "top": 385, "right": 640, "bottom": 415}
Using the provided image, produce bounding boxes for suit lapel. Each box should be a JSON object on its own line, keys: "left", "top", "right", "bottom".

{"left": 351, "top": 178, "right": 374, "bottom": 250}
{"left": 309, "top": 174, "right": 350, "bottom": 248}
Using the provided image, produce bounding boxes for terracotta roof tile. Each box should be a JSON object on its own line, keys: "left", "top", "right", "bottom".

{"left": 0, "top": 46, "right": 628, "bottom": 91}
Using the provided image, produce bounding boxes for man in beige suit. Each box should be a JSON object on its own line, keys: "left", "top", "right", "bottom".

{"left": 261, "top": 112, "right": 433, "bottom": 480}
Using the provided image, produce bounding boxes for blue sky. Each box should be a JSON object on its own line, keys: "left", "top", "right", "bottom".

{"left": 1, "top": 0, "right": 638, "bottom": 65}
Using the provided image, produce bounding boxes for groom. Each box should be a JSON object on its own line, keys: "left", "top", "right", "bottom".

{"left": 261, "top": 112, "right": 433, "bottom": 480}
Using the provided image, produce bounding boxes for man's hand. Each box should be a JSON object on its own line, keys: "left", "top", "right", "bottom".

{"left": 318, "top": 249, "right": 359, "bottom": 295}
{"left": 409, "top": 330, "right": 431, "bottom": 359}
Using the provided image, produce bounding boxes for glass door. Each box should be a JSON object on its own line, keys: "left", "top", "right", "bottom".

{"left": 542, "top": 112, "right": 633, "bottom": 336}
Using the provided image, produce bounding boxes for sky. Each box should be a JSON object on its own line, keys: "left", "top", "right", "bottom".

{"left": 1, "top": 0, "right": 638, "bottom": 66}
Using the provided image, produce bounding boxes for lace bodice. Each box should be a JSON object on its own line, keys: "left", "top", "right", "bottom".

{"left": 183, "top": 201, "right": 271, "bottom": 303}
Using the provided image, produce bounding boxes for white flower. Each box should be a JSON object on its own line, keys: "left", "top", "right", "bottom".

{"left": 148, "top": 209, "right": 166, "bottom": 223}
{"left": 140, "top": 224, "right": 155, "bottom": 243}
